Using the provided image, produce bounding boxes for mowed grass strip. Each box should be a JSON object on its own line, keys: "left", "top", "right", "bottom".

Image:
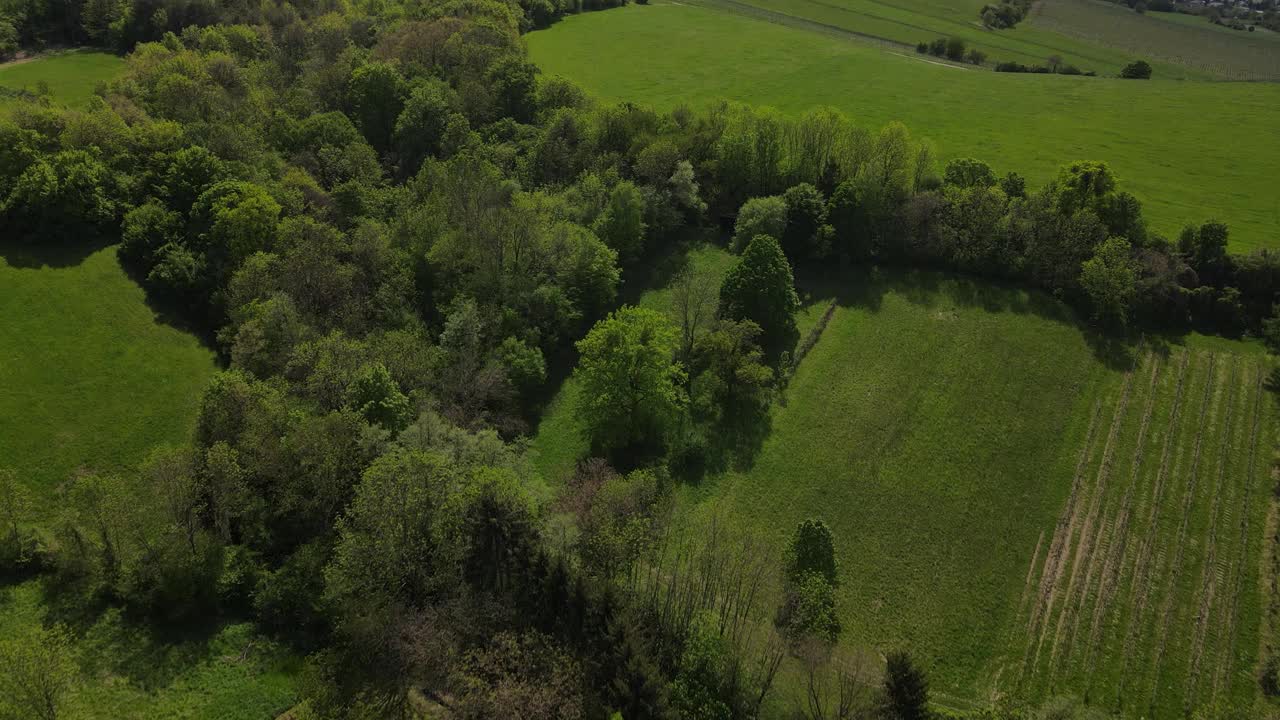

{"left": 0, "top": 245, "right": 216, "bottom": 516}
{"left": 527, "top": 3, "right": 1280, "bottom": 251}
{"left": 0, "top": 50, "right": 124, "bottom": 109}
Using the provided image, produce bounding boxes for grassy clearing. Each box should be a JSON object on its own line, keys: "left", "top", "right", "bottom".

{"left": 0, "top": 580, "right": 299, "bottom": 719}
{"left": 532, "top": 241, "right": 1277, "bottom": 712}
{"left": 0, "top": 244, "right": 217, "bottom": 516}
{"left": 528, "top": 3, "right": 1280, "bottom": 251}
{"left": 1027, "top": 0, "right": 1280, "bottom": 81}
{"left": 691, "top": 269, "right": 1120, "bottom": 699}
{"left": 0, "top": 50, "right": 124, "bottom": 109}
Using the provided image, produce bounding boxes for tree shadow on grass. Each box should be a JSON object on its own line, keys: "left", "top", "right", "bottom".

{"left": 794, "top": 261, "right": 1143, "bottom": 372}
{"left": 0, "top": 234, "right": 115, "bottom": 270}
{"left": 1265, "top": 366, "right": 1280, "bottom": 396}
{"left": 1, "top": 236, "right": 224, "bottom": 353}
{"left": 36, "top": 574, "right": 227, "bottom": 691}
{"left": 618, "top": 226, "right": 721, "bottom": 307}
{"left": 671, "top": 400, "right": 774, "bottom": 486}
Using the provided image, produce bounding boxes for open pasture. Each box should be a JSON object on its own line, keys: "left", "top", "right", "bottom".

{"left": 703, "top": 0, "right": 1211, "bottom": 77}
{"left": 528, "top": 2, "right": 1280, "bottom": 251}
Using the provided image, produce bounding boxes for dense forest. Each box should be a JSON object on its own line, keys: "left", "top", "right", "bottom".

{"left": 2, "top": 0, "right": 1279, "bottom": 717}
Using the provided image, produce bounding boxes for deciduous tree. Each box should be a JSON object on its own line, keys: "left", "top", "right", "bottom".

{"left": 719, "top": 235, "right": 800, "bottom": 361}
{"left": 574, "top": 306, "right": 686, "bottom": 462}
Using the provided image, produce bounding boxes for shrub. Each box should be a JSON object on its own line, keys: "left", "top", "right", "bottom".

{"left": 1120, "top": 60, "right": 1153, "bottom": 79}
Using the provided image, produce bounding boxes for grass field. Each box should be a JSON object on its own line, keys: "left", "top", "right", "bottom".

{"left": 530, "top": 242, "right": 1278, "bottom": 714}
{"left": 0, "top": 244, "right": 217, "bottom": 516}
{"left": 1027, "top": 0, "right": 1280, "bottom": 81}
{"left": 0, "top": 50, "right": 124, "bottom": 109}
{"left": 527, "top": 3, "right": 1280, "bottom": 251}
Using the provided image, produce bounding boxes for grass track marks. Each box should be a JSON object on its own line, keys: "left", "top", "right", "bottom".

{"left": 1018, "top": 529, "right": 1047, "bottom": 623}
{"left": 1114, "top": 348, "right": 1192, "bottom": 707}
{"left": 1145, "top": 353, "right": 1229, "bottom": 714}
{"left": 1045, "top": 356, "right": 1139, "bottom": 683}
{"left": 1208, "top": 363, "right": 1267, "bottom": 708}
{"left": 1020, "top": 399, "right": 1107, "bottom": 683}
{"left": 1079, "top": 353, "right": 1165, "bottom": 684}
{"left": 1184, "top": 358, "right": 1246, "bottom": 713}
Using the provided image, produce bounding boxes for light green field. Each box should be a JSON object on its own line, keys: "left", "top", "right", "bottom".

{"left": 0, "top": 51, "right": 124, "bottom": 108}
{"left": 702, "top": 0, "right": 1215, "bottom": 78}
{"left": 1027, "top": 0, "right": 1280, "bottom": 80}
{"left": 0, "top": 244, "right": 217, "bottom": 515}
{"left": 531, "top": 243, "right": 1277, "bottom": 714}
{"left": 0, "top": 580, "right": 299, "bottom": 719}
{"left": 527, "top": 3, "right": 1280, "bottom": 251}
{"left": 1151, "top": 8, "right": 1280, "bottom": 39}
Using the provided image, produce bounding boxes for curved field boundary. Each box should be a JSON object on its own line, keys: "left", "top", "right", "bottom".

{"left": 682, "top": 0, "right": 975, "bottom": 68}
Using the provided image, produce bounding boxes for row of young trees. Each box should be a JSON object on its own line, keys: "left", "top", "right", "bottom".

{"left": 1, "top": 0, "right": 1276, "bottom": 716}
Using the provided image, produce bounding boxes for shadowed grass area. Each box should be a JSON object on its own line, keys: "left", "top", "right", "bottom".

{"left": 527, "top": 3, "right": 1280, "bottom": 251}
{"left": 0, "top": 580, "right": 299, "bottom": 719}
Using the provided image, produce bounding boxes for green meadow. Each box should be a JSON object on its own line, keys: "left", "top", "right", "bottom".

{"left": 527, "top": 3, "right": 1280, "bottom": 251}
{"left": 531, "top": 241, "right": 1277, "bottom": 714}
{"left": 705, "top": 0, "right": 1210, "bottom": 78}
{"left": 0, "top": 50, "right": 125, "bottom": 108}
